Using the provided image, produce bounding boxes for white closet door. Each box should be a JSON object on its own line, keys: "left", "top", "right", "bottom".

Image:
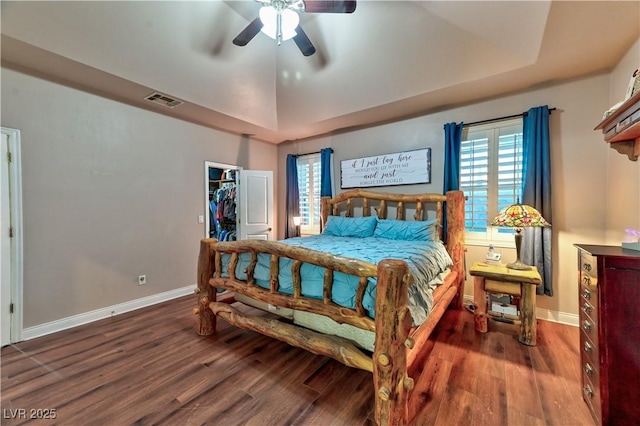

{"left": 238, "top": 170, "right": 273, "bottom": 240}
{"left": 1, "top": 133, "right": 11, "bottom": 346}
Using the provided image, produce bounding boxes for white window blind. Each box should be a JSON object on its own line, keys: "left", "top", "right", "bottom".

{"left": 297, "top": 153, "right": 322, "bottom": 235}
{"left": 460, "top": 119, "right": 523, "bottom": 244}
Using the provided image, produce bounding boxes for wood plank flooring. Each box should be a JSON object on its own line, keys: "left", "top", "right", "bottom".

{"left": 1, "top": 296, "right": 595, "bottom": 425}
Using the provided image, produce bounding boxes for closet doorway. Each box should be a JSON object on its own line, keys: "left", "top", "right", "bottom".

{"left": 206, "top": 162, "right": 240, "bottom": 242}
{"left": 204, "top": 162, "right": 274, "bottom": 241}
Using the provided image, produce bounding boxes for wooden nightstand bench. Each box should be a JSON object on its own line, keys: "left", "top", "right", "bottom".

{"left": 470, "top": 261, "right": 542, "bottom": 346}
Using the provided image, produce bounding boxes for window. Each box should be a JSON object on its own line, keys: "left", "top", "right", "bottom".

{"left": 297, "top": 153, "right": 322, "bottom": 235}
{"left": 460, "top": 118, "right": 523, "bottom": 245}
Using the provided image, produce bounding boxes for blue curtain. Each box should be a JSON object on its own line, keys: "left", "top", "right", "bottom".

{"left": 442, "top": 122, "right": 464, "bottom": 242}
{"left": 521, "top": 105, "right": 553, "bottom": 296}
{"left": 285, "top": 154, "right": 300, "bottom": 238}
{"left": 320, "top": 148, "right": 333, "bottom": 197}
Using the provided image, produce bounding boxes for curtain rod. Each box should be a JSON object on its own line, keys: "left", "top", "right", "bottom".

{"left": 293, "top": 148, "right": 333, "bottom": 158}
{"left": 463, "top": 107, "right": 556, "bottom": 128}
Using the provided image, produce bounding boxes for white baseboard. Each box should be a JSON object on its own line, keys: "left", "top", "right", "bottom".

{"left": 22, "top": 287, "right": 579, "bottom": 342}
{"left": 462, "top": 294, "right": 579, "bottom": 327}
{"left": 536, "top": 307, "right": 579, "bottom": 327}
{"left": 22, "top": 285, "right": 196, "bottom": 341}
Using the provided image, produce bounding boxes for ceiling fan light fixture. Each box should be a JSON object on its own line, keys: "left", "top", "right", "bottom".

{"left": 259, "top": 6, "right": 299, "bottom": 43}
{"left": 234, "top": 0, "right": 355, "bottom": 55}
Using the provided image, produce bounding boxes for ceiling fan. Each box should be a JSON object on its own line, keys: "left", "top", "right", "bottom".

{"left": 232, "top": 0, "right": 357, "bottom": 56}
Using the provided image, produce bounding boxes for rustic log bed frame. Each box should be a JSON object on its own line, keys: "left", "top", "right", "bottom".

{"left": 195, "top": 189, "right": 465, "bottom": 425}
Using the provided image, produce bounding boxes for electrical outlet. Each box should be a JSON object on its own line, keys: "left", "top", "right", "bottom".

{"left": 198, "top": 215, "right": 204, "bottom": 224}
{"left": 138, "top": 275, "right": 147, "bottom": 285}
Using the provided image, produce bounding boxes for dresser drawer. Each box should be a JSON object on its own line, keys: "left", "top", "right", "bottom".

{"left": 580, "top": 330, "right": 599, "bottom": 366}
{"left": 579, "top": 251, "right": 597, "bottom": 281}
{"left": 580, "top": 271, "right": 598, "bottom": 298}
{"left": 580, "top": 313, "right": 598, "bottom": 341}
{"left": 582, "top": 372, "right": 602, "bottom": 425}
{"left": 485, "top": 279, "right": 521, "bottom": 296}
{"left": 581, "top": 352, "right": 600, "bottom": 390}
{"left": 579, "top": 297, "right": 598, "bottom": 324}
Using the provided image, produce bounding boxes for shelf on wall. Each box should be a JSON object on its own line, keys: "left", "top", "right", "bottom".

{"left": 595, "top": 91, "right": 640, "bottom": 161}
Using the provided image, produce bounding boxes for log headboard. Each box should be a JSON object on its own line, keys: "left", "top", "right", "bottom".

{"left": 320, "top": 189, "right": 466, "bottom": 308}
{"left": 321, "top": 188, "right": 447, "bottom": 233}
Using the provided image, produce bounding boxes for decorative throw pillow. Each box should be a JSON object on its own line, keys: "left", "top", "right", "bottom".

{"left": 322, "top": 215, "right": 378, "bottom": 238}
{"left": 373, "top": 218, "right": 439, "bottom": 241}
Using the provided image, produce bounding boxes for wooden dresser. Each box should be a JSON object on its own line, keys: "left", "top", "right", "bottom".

{"left": 574, "top": 244, "right": 640, "bottom": 425}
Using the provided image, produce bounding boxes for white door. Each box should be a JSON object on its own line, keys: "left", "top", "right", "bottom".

{"left": 238, "top": 170, "right": 274, "bottom": 240}
{"left": 1, "top": 127, "right": 23, "bottom": 346}
{"left": 1, "top": 133, "right": 11, "bottom": 346}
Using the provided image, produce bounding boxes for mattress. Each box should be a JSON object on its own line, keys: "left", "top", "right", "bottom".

{"left": 234, "top": 269, "right": 451, "bottom": 352}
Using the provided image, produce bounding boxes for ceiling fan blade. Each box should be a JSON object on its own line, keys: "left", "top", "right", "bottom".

{"left": 293, "top": 26, "right": 316, "bottom": 56}
{"left": 303, "top": 1, "right": 356, "bottom": 13}
{"left": 232, "top": 17, "right": 263, "bottom": 46}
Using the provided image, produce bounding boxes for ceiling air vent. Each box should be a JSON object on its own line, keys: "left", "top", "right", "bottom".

{"left": 144, "top": 92, "right": 183, "bottom": 108}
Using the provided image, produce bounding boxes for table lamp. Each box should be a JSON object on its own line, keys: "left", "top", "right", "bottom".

{"left": 293, "top": 216, "right": 301, "bottom": 237}
{"left": 491, "top": 202, "right": 550, "bottom": 270}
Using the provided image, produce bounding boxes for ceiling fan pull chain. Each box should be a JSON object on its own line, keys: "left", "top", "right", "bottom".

{"left": 276, "top": 9, "right": 283, "bottom": 45}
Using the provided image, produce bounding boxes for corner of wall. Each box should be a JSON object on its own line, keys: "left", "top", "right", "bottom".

{"left": 604, "top": 36, "right": 640, "bottom": 245}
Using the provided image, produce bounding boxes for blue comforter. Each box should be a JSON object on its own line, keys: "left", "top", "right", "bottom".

{"left": 220, "top": 235, "right": 453, "bottom": 325}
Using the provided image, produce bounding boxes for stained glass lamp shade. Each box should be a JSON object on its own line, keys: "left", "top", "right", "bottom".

{"left": 491, "top": 203, "right": 551, "bottom": 270}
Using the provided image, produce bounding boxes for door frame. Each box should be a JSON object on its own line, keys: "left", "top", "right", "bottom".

{"left": 1, "top": 127, "right": 24, "bottom": 345}
{"left": 204, "top": 161, "right": 242, "bottom": 239}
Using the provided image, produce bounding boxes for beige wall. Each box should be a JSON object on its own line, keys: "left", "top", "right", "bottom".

{"left": 1, "top": 68, "right": 278, "bottom": 328}
{"left": 605, "top": 38, "right": 640, "bottom": 245}
{"left": 278, "top": 72, "right": 620, "bottom": 322}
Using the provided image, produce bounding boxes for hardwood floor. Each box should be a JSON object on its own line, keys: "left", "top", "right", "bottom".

{"left": 1, "top": 296, "right": 595, "bottom": 426}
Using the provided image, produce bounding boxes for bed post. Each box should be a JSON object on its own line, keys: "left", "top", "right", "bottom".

{"left": 195, "top": 238, "right": 217, "bottom": 336}
{"left": 445, "top": 190, "right": 465, "bottom": 310}
{"left": 373, "top": 259, "right": 412, "bottom": 426}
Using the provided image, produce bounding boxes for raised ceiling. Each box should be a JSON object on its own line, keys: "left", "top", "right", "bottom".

{"left": 1, "top": 1, "right": 639, "bottom": 144}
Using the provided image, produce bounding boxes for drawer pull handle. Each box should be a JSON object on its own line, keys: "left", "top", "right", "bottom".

{"left": 584, "top": 341, "right": 593, "bottom": 354}
{"left": 582, "top": 263, "right": 592, "bottom": 272}
{"left": 584, "top": 363, "right": 595, "bottom": 377}
{"left": 581, "top": 288, "right": 591, "bottom": 300}
{"left": 582, "top": 321, "right": 592, "bottom": 332}
{"left": 581, "top": 303, "right": 592, "bottom": 315}
{"left": 584, "top": 385, "right": 595, "bottom": 399}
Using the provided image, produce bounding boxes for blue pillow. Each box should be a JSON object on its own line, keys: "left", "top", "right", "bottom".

{"left": 373, "top": 218, "right": 439, "bottom": 241}
{"left": 323, "top": 215, "right": 378, "bottom": 238}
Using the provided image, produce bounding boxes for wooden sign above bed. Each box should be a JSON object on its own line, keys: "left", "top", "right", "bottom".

{"left": 340, "top": 148, "right": 431, "bottom": 188}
